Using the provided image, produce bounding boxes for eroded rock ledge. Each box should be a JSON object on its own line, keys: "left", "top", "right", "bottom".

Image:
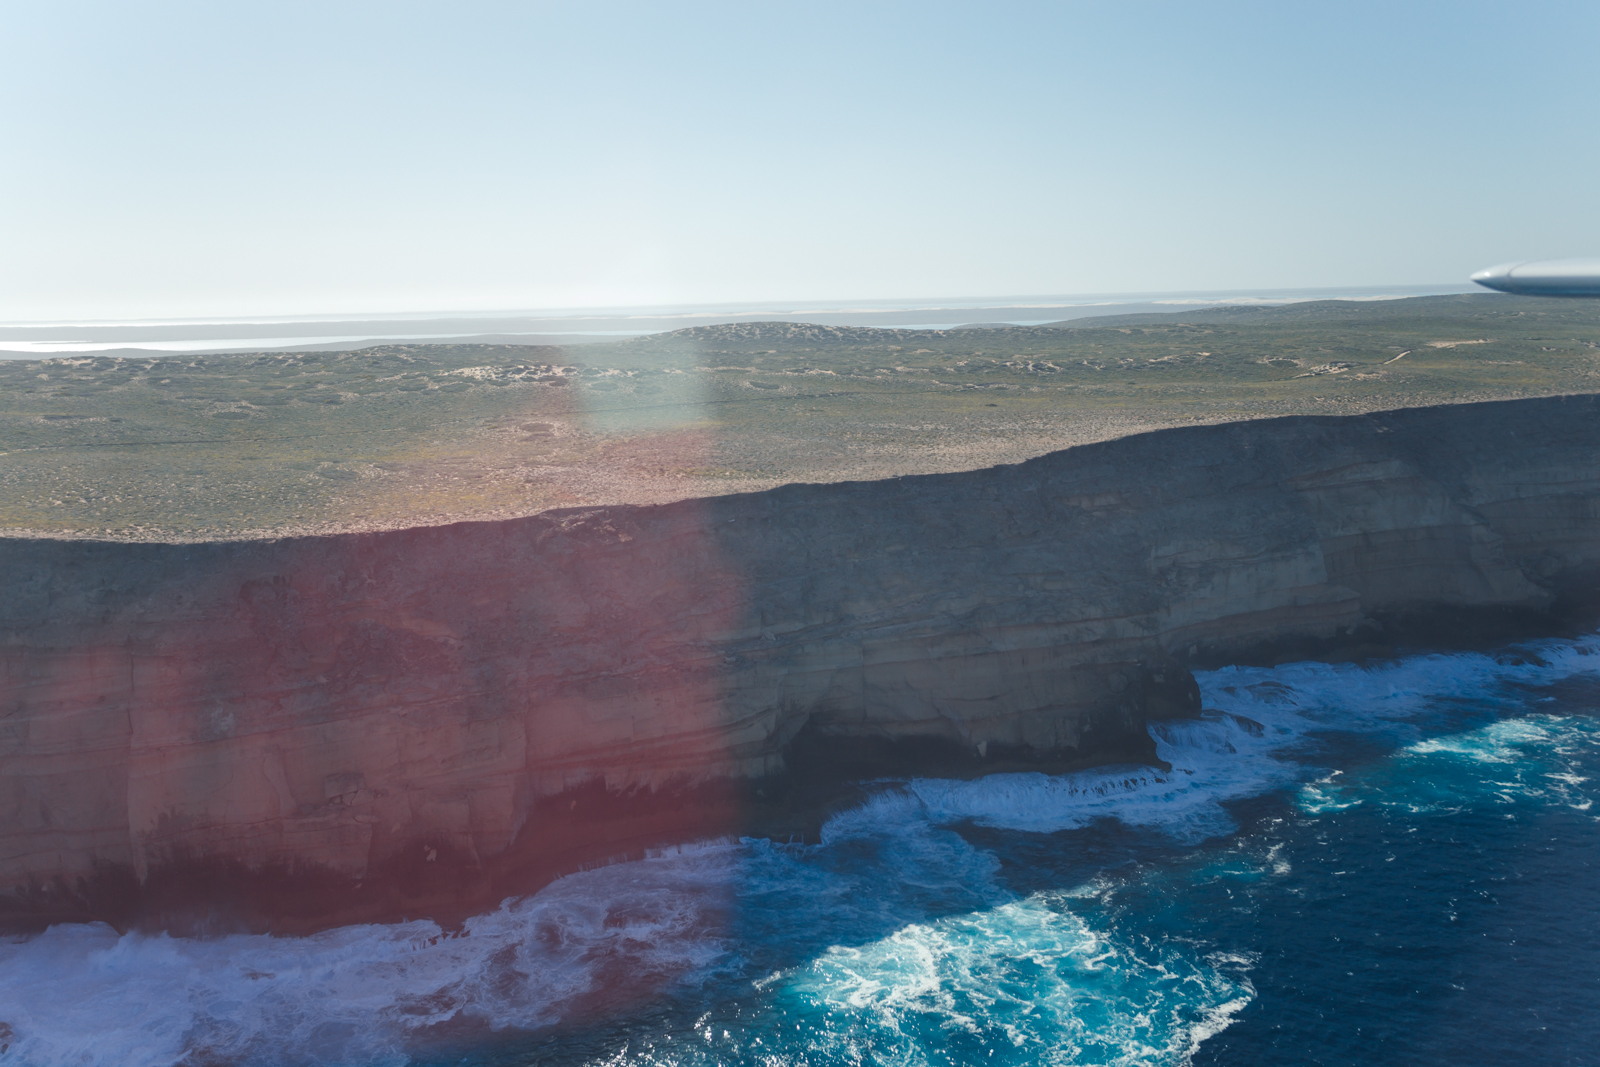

{"left": 4, "top": 395, "right": 1600, "bottom": 933}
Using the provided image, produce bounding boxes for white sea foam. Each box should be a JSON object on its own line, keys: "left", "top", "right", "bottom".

{"left": 0, "top": 842, "right": 746, "bottom": 1067}
{"left": 821, "top": 639, "right": 1600, "bottom": 846}
{"left": 3, "top": 637, "right": 1597, "bottom": 1066}
{"left": 1298, "top": 713, "right": 1600, "bottom": 818}
{"left": 785, "top": 894, "right": 1250, "bottom": 1067}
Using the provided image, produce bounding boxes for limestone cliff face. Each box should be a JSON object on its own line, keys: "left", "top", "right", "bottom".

{"left": 4, "top": 395, "right": 1600, "bottom": 930}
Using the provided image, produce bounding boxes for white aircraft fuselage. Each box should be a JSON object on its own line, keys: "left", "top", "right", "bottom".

{"left": 1471, "top": 258, "right": 1600, "bottom": 296}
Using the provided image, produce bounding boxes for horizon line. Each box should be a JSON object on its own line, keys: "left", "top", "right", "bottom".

{"left": 0, "top": 282, "right": 1480, "bottom": 331}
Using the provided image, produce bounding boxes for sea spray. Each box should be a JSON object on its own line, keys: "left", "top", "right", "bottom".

{"left": 2, "top": 637, "right": 1598, "bottom": 1065}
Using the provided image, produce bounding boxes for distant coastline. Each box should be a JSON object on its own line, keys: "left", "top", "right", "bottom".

{"left": 5, "top": 292, "right": 1595, "bottom": 543}
{"left": 0, "top": 283, "right": 1480, "bottom": 358}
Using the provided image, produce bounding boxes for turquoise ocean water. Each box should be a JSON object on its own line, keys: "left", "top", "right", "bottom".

{"left": 2, "top": 638, "right": 1597, "bottom": 1066}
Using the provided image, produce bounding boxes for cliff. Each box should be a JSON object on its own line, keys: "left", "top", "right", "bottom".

{"left": 4, "top": 395, "right": 1600, "bottom": 932}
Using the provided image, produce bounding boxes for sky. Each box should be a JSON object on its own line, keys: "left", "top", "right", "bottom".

{"left": 2, "top": 0, "right": 1597, "bottom": 321}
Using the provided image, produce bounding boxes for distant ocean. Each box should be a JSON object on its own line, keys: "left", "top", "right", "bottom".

{"left": 2, "top": 636, "right": 1596, "bottom": 1066}
{"left": 0, "top": 284, "right": 1481, "bottom": 358}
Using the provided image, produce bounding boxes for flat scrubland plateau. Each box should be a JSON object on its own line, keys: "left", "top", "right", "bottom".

{"left": 4, "top": 293, "right": 1599, "bottom": 540}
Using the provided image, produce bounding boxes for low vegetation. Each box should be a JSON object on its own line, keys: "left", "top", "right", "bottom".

{"left": 3, "top": 293, "right": 1598, "bottom": 539}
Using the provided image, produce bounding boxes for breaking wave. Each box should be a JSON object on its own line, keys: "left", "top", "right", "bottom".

{"left": 3, "top": 636, "right": 1598, "bottom": 1065}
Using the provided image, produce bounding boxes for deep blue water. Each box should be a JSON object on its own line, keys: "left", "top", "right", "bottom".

{"left": 3, "top": 640, "right": 1598, "bottom": 1066}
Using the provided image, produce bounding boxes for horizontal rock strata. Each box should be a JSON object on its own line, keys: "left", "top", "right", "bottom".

{"left": 3, "top": 395, "right": 1600, "bottom": 931}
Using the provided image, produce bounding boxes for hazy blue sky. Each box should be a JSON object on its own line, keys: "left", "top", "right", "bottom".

{"left": 3, "top": 1, "right": 1596, "bottom": 320}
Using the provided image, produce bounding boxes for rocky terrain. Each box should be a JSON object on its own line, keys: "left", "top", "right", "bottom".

{"left": 3, "top": 394, "right": 1599, "bottom": 933}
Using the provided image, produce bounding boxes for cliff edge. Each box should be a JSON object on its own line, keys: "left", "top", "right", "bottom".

{"left": 4, "top": 395, "right": 1600, "bottom": 932}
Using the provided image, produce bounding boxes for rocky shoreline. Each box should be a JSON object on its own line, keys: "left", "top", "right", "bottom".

{"left": 4, "top": 394, "right": 1600, "bottom": 934}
